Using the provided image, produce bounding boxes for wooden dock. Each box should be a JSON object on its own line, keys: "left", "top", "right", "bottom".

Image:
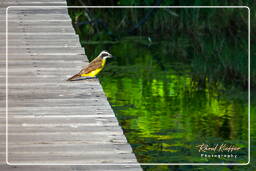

{"left": 0, "top": 0, "right": 142, "bottom": 170}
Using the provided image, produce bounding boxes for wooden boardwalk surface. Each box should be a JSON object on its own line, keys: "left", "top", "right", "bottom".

{"left": 0, "top": 0, "right": 142, "bottom": 170}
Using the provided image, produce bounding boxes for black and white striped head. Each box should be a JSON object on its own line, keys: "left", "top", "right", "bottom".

{"left": 99, "top": 50, "right": 112, "bottom": 59}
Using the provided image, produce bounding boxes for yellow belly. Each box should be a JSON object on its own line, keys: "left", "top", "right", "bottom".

{"left": 81, "top": 68, "right": 103, "bottom": 77}
{"left": 81, "top": 59, "right": 106, "bottom": 77}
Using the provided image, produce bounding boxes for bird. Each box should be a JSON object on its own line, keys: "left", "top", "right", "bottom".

{"left": 67, "top": 50, "right": 113, "bottom": 81}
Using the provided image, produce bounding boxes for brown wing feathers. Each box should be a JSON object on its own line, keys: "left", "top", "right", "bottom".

{"left": 81, "top": 57, "right": 103, "bottom": 74}
{"left": 67, "top": 56, "right": 103, "bottom": 81}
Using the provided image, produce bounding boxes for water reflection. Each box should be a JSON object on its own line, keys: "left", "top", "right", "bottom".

{"left": 86, "top": 39, "right": 248, "bottom": 163}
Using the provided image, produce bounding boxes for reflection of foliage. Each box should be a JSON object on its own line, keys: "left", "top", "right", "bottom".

{"left": 67, "top": 2, "right": 255, "bottom": 88}
{"left": 99, "top": 63, "right": 248, "bottom": 163}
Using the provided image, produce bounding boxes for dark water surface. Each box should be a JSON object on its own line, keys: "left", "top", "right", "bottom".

{"left": 84, "top": 38, "right": 249, "bottom": 164}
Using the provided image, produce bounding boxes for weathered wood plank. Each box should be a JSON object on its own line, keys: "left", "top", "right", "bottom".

{"left": 0, "top": 165, "right": 142, "bottom": 171}
{"left": 2, "top": 54, "right": 85, "bottom": 60}
{"left": 3, "top": 24, "right": 74, "bottom": 29}
{"left": 4, "top": 125, "right": 123, "bottom": 133}
{"left": 1, "top": 0, "right": 66, "bottom": 2}
{"left": 1, "top": 34, "right": 79, "bottom": 39}
{"left": 2, "top": 47, "right": 85, "bottom": 53}
{"left": 7, "top": 20, "right": 73, "bottom": 26}
{"left": 5, "top": 116, "right": 119, "bottom": 123}
{"left": 4, "top": 27, "right": 76, "bottom": 33}
{"left": 2, "top": 8, "right": 68, "bottom": 15}
{"left": 0, "top": 2, "right": 66, "bottom": 8}
{"left": 1, "top": 43, "right": 81, "bottom": 49}
{"left": 8, "top": 156, "right": 137, "bottom": 164}
{"left": 3, "top": 15, "right": 71, "bottom": 21}
{"left": 4, "top": 143, "right": 132, "bottom": 152}
{"left": 1, "top": 106, "right": 113, "bottom": 113}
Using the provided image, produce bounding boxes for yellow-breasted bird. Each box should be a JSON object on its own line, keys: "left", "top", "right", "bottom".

{"left": 67, "top": 50, "right": 112, "bottom": 81}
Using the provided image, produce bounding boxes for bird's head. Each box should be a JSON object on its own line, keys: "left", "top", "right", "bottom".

{"left": 99, "top": 50, "right": 113, "bottom": 59}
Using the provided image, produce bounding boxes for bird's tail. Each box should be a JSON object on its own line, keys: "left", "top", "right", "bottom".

{"left": 67, "top": 74, "right": 81, "bottom": 81}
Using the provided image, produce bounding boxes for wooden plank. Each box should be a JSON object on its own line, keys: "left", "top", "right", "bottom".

{"left": 1, "top": 43, "right": 81, "bottom": 48}
{"left": 4, "top": 15, "right": 71, "bottom": 21}
{"left": 2, "top": 48, "right": 85, "bottom": 55}
{"left": 7, "top": 20, "right": 73, "bottom": 25}
{"left": 1, "top": 106, "right": 113, "bottom": 113}
{"left": 1, "top": 42, "right": 81, "bottom": 48}
{"left": 4, "top": 35, "right": 81, "bottom": 42}
{"left": 0, "top": 165, "right": 142, "bottom": 171}
{"left": 8, "top": 156, "right": 137, "bottom": 164}
{"left": 4, "top": 131, "right": 127, "bottom": 143}
{"left": 4, "top": 125, "right": 123, "bottom": 133}
{"left": 5, "top": 82, "right": 106, "bottom": 90}
{"left": 3, "top": 47, "right": 85, "bottom": 52}
{"left": 5, "top": 115, "right": 118, "bottom": 123}
{"left": 5, "top": 92, "right": 110, "bottom": 101}
{"left": 6, "top": 8, "right": 68, "bottom": 15}
{"left": 1, "top": 61, "right": 85, "bottom": 66}
{"left": 1, "top": 1, "right": 66, "bottom": 4}
{"left": 0, "top": 2, "right": 66, "bottom": 8}
{"left": 2, "top": 78, "right": 100, "bottom": 84}
{"left": 4, "top": 27, "right": 76, "bottom": 33}
{"left": 0, "top": 54, "right": 86, "bottom": 61}
{"left": 4, "top": 143, "right": 132, "bottom": 153}
{"left": 1, "top": 34, "right": 79, "bottom": 40}
{"left": 4, "top": 25, "right": 74, "bottom": 29}
{"left": 3, "top": 2, "right": 66, "bottom": 5}
{"left": 3, "top": 110, "right": 114, "bottom": 116}
{"left": 3, "top": 63, "right": 86, "bottom": 69}
{"left": 1, "top": 0, "right": 66, "bottom": 2}
{"left": 6, "top": 21, "right": 73, "bottom": 28}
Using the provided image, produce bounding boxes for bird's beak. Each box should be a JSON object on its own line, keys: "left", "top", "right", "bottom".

{"left": 109, "top": 55, "right": 114, "bottom": 58}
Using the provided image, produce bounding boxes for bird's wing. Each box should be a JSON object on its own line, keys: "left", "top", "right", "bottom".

{"left": 79, "top": 56, "right": 103, "bottom": 74}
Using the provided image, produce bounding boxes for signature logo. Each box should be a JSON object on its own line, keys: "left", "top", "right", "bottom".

{"left": 196, "top": 143, "right": 241, "bottom": 152}
{"left": 196, "top": 143, "right": 241, "bottom": 159}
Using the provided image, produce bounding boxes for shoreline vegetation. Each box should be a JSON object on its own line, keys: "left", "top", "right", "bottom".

{"left": 67, "top": 0, "right": 255, "bottom": 91}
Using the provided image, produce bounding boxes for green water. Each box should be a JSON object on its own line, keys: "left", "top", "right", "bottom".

{"left": 66, "top": 4, "right": 255, "bottom": 170}
{"left": 84, "top": 38, "right": 249, "bottom": 165}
